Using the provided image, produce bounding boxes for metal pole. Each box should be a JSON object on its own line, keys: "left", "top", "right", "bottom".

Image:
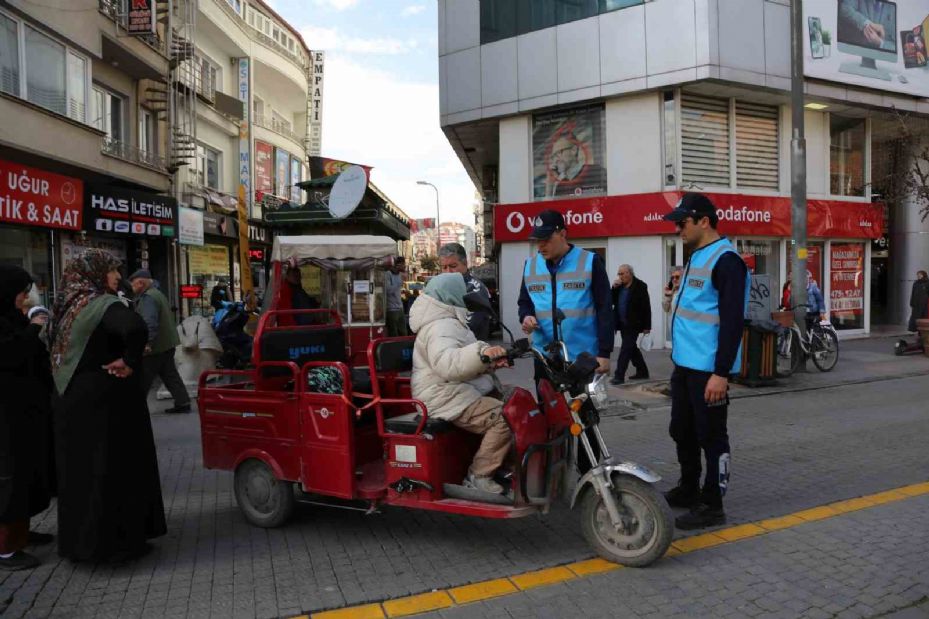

{"left": 790, "top": 0, "right": 809, "bottom": 339}
{"left": 417, "top": 181, "right": 440, "bottom": 257}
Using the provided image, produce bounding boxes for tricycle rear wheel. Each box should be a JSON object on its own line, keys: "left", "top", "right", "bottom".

{"left": 580, "top": 474, "right": 673, "bottom": 567}
{"left": 234, "top": 459, "right": 295, "bottom": 528}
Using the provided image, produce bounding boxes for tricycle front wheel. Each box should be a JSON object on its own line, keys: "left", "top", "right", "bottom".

{"left": 580, "top": 475, "right": 674, "bottom": 567}
{"left": 234, "top": 459, "right": 295, "bottom": 528}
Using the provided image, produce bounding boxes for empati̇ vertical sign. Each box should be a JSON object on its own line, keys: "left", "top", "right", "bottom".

{"left": 236, "top": 57, "right": 253, "bottom": 293}
{"left": 307, "top": 51, "right": 325, "bottom": 158}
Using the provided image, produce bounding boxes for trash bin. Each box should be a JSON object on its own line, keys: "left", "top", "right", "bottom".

{"left": 735, "top": 319, "right": 780, "bottom": 387}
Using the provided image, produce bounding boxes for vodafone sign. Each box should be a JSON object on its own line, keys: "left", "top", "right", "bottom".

{"left": 494, "top": 192, "right": 882, "bottom": 242}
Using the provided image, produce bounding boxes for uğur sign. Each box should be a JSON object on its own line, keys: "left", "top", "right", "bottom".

{"left": 0, "top": 159, "right": 82, "bottom": 230}
{"left": 494, "top": 192, "right": 883, "bottom": 241}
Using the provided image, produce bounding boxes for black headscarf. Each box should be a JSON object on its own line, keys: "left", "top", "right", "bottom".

{"left": 0, "top": 264, "right": 33, "bottom": 329}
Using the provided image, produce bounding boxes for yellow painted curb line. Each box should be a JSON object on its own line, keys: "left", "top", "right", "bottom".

{"left": 304, "top": 480, "right": 929, "bottom": 619}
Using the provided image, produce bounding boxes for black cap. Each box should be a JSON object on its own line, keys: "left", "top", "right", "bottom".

{"left": 663, "top": 193, "right": 718, "bottom": 223}
{"left": 529, "top": 210, "right": 566, "bottom": 240}
{"left": 128, "top": 268, "right": 152, "bottom": 281}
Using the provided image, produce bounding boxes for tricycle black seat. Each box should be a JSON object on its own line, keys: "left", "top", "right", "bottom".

{"left": 384, "top": 412, "right": 453, "bottom": 434}
{"left": 351, "top": 367, "right": 372, "bottom": 394}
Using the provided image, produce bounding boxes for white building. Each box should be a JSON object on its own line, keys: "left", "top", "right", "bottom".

{"left": 178, "top": 0, "right": 324, "bottom": 307}
{"left": 439, "top": 0, "right": 929, "bottom": 346}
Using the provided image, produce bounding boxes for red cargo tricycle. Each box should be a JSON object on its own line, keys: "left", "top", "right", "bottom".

{"left": 198, "top": 236, "right": 673, "bottom": 566}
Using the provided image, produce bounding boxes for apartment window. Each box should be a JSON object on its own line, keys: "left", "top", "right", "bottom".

{"left": 662, "top": 91, "right": 677, "bottom": 186}
{"left": 197, "top": 54, "right": 220, "bottom": 97}
{"left": 0, "top": 13, "right": 19, "bottom": 96}
{"left": 1, "top": 14, "right": 88, "bottom": 122}
{"left": 139, "top": 108, "right": 154, "bottom": 153}
{"left": 225, "top": 0, "right": 242, "bottom": 14}
{"left": 196, "top": 143, "right": 220, "bottom": 189}
{"left": 830, "top": 114, "right": 866, "bottom": 197}
{"left": 481, "top": 0, "right": 645, "bottom": 43}
{"left": 681, "top": 94, "right": 730, "bottom": 188}
{"left": 253, "top": 96, "right": 264, "bottom": 118}
{"left": 92, "top": 86, "right": 123, "bottom": 141}
{"left": 272, "top": 110, "right": 291, "bottom": 132}
{"left": 735, "top": 101, "right": 779, "bottom": 191}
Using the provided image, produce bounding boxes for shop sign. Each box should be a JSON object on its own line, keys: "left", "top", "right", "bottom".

{"left": 248, "top": 248, "right": 265, "bottom": 261}
{"left": 0, "top": 160, "right": 82, "bottom": 230}
{"left": 255, "top": 141, "right": 273, "bottom": 196}
{"left": 247, "top": 224, "right": 268, "bottom": 244}
{"left": 188, "top": 244, "right": 230, "bottom": 276}
{"left": 306, "top": 51, "right": 325, "bottom": 157}
{"left": 202, "top": 210, "right": 237, "bottom": 238}
{"left": 127, "top": 0, "right": 156, "bottom": 35}
{"left": 180, "top": 284, "right": 203, "bottom": 299}
{"left": 493, "top": 192, "right": 884, "bottom": 242}
{"left": 85, "top": 185, "right": 177, "bottom": 238}
{"left": 237, "top": 58, "right": 252, "bottom": 218}
{"left": 178, "top": 207, "right": 204, "bottom": 246}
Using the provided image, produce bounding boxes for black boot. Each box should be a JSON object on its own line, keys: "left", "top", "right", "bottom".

{"left": 675, "top": 503, "right": 726, "bottom": 530}
{"left": 0, "top": 551, "right": 40, "bottom": 571}
{"left": 663, "top": 483, "right": 702, "bottom": 508}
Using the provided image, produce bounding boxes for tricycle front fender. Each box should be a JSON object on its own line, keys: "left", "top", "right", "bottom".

{"left": 569, "top": 462, "right": 662, "bottom": 509}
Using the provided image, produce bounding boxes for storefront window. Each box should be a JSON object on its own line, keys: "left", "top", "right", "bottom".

{"left": 0, "top": 226, "right": 51, "bottom": 306}
{"left": 304, "top": 266, "right": 385, "bottom": 325}
{"left": 829, "top": 242, "right": 865, "bottom": 330}
{"left": 830, "top": 114, "right": 866, "bottom": 197}
{"left": 188, "top": 244, "right": 231, "bottom": 315}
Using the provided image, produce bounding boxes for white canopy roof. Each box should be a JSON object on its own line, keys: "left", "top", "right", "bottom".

{"left": 271, "top": 235, "right": 398, "bottom": 262}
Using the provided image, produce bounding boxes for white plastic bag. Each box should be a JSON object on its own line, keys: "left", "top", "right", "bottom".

{"left": 638, "top": 332, "right": 653, "bottom": 352}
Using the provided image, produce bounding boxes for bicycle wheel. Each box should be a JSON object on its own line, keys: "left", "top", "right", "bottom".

{"left": 810, "top": 327, "right": 839, "bottom": 372}
{"left": 776, "top": 329, "right": 799, "bottom": 377}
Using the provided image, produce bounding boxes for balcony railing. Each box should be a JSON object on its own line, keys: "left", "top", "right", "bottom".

{"left": 253, "top": 114, "right": 303, "bottom": 146}
{"left": 98, "top": 0, "right": 166, "bottom": 54}
{"left": 208, "top": 0, "right": 306, "bottom": 71}
{"left": 102, "top": 136, "right": 168, "bottom": 173}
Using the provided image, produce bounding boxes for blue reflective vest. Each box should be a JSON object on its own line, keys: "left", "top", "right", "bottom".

{"left": 523, "top": 246, "right": 598, "bottom": 362}
{"left": 671, "top": 238, "right": 750, "bottom": 374}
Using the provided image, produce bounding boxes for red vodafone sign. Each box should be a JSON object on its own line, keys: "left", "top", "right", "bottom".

{"left": 0, "top": 159, "right": 83, "bottom": 230}
{"left": 494, "top": 192, "right": 882, "bottom": 241}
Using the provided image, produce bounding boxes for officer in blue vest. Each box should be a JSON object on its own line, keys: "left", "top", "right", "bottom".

{"left": 662, "top": 194, "right": 750, "bottom": 530}
{"left": 517, "top": 210, "right": 614, "bottom": 377}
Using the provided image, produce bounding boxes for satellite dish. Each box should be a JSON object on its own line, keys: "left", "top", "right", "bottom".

{"left": 328, "top": 165, "right": 367, "bottom": 219}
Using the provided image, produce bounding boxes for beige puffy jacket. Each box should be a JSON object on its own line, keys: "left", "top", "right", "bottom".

{"left": 408, "top": 293, "right": 496, "bottom": 421}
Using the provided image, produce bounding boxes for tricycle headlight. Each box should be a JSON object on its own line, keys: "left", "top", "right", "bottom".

{"left": 586, "top": 374, "right": 609, "bottom": 410}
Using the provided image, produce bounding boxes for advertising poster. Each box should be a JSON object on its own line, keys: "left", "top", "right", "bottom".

{"left": 275, "top": 149, "right": 290, "bottom": 197}
{"left": 532, "top": 104, "right": 607, "bottom": 200}
{"left": 308, "top": 156, "right": 372, "bottom": 179}
{"left": 290, "top": 156, "right": 302, "bottom": 204}
{"left": 804, "top": 0, "right": 929, "bottom": 98}
{"left": 254, "top": 141, "right": 273, "bottom": 197}
{"left": 188, "top": 244, "right": 230, "bottom": 277}
{"left": 830, "top": 242, "right": 865, "bottom": 328}
{"left": 178, "top": 206, "right": 204, "bottom": 246}
{"left": 127, "top": 0, "right": 156, "bottom": 35}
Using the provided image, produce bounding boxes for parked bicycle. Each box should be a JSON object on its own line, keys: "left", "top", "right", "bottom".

{"left": 776, "top": 304, "right": 840, "bottom": 376}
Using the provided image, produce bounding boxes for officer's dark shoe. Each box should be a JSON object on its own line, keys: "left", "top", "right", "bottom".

{"left": 27, "top": 531, "right": 54, "bottom": 546}
{"left": 0, "top": 551, "right": 40, "bottom": 571}
{"left": 675, "top": 504, "right": 726, "bottom": 530}
{"left": 663, "top": 484, "right": 702, "bottom": 508}
{"left": 166, "top": 404, "right": 192, "bottom": 414}
{"left": 628, "top": 372, "right": 650, "bottom": 380}
{"left": 609, "top": 376, "right": 625, "bottom": 386}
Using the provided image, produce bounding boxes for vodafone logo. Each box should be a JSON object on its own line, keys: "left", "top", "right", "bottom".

{"left": 506, "top": 211, "right": 527, "bottom": 233}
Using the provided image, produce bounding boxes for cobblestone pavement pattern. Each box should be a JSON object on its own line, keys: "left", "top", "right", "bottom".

{"left": 1, "top": 339, "right": 927, "bottom": 618}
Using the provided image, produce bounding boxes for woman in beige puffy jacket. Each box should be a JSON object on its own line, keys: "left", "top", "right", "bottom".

{"left": 409, "top": 273, "right": 511, "bottom": 494}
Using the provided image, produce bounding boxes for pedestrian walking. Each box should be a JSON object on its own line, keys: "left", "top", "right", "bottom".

{"left": 662, "top": 194, "right": 750, "bottom": 530}
{"left": 386, "top": 257, "right": 407, "bottom": 337}
{"left": 610, "top": 264, "right": 651, "bottom": 385}
{"left": 50, "top": 250, "right": 166, "bottom": 563}
{"left": 439, "top": 242, "right": 493, "bottom": 340}
{"left": 518, "top": 210, "right": 613, "bottom": 376}
{"left": 129, "top": 270, "right": 190, "bottom": 414}
{"left": 0, "top": 266, "right": 54, "bottom": 571}
{"left": 908, "top": 270, "right": 929, "bottom": 332}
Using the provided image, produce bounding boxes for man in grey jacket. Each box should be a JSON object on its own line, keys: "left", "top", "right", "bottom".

{"left": 129, "top": 269, "right": 190, "bottom": 414}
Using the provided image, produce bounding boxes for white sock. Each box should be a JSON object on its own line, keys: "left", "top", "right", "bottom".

{"left": 0, "top": 552, "right": 14, "bottom": 559}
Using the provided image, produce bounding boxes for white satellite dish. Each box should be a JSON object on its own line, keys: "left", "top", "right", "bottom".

{"left": 328, "top": 165, "right": 367, "bottom": 219}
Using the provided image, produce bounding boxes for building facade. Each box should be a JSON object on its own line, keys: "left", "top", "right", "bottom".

{"left": 176, "top": 0, "right": 324, "bottom": 314}
{"left": 439, "top": 0, "right": 929, "bottom": 345}
{"left": 1, "top": 0, "right": 183, "bottom": 306}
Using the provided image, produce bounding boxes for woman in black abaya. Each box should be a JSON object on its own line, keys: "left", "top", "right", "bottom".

{"left": 0, "top": 265, "right": 53, "bottom": 571}
{"left": 50, "top": 250, "right": 166, "bottom": 562}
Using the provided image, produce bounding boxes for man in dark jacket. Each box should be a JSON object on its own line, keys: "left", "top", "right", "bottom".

{"left": 130, "top": 270, "right": 190, "bottom": 414}
{"left": 610, "top": 264, "right": 651, "bottom": 385}
{"left": 439, "top": 242, "right": 493, "bottom": 340}
{"left": 908, "top": 270, "right": 929, "bottom": 332}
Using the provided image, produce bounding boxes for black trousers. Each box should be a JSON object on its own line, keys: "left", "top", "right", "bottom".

{"left": 668, "top": 366, "right": 730, "bottom": 508}
{"left": 614, "top": 327, "right": 648, "bottom": 380}
{"left": 141, "top": 350, "right": 190, "bottom": 407}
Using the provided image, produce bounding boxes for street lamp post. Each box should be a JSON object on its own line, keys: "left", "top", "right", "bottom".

{"left": 417, "top": 180, "right": 441, "bottom": 257}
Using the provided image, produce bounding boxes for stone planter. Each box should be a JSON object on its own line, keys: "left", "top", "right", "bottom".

{"left": 917, "top": 319, "right": 929, "bottom": 357}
